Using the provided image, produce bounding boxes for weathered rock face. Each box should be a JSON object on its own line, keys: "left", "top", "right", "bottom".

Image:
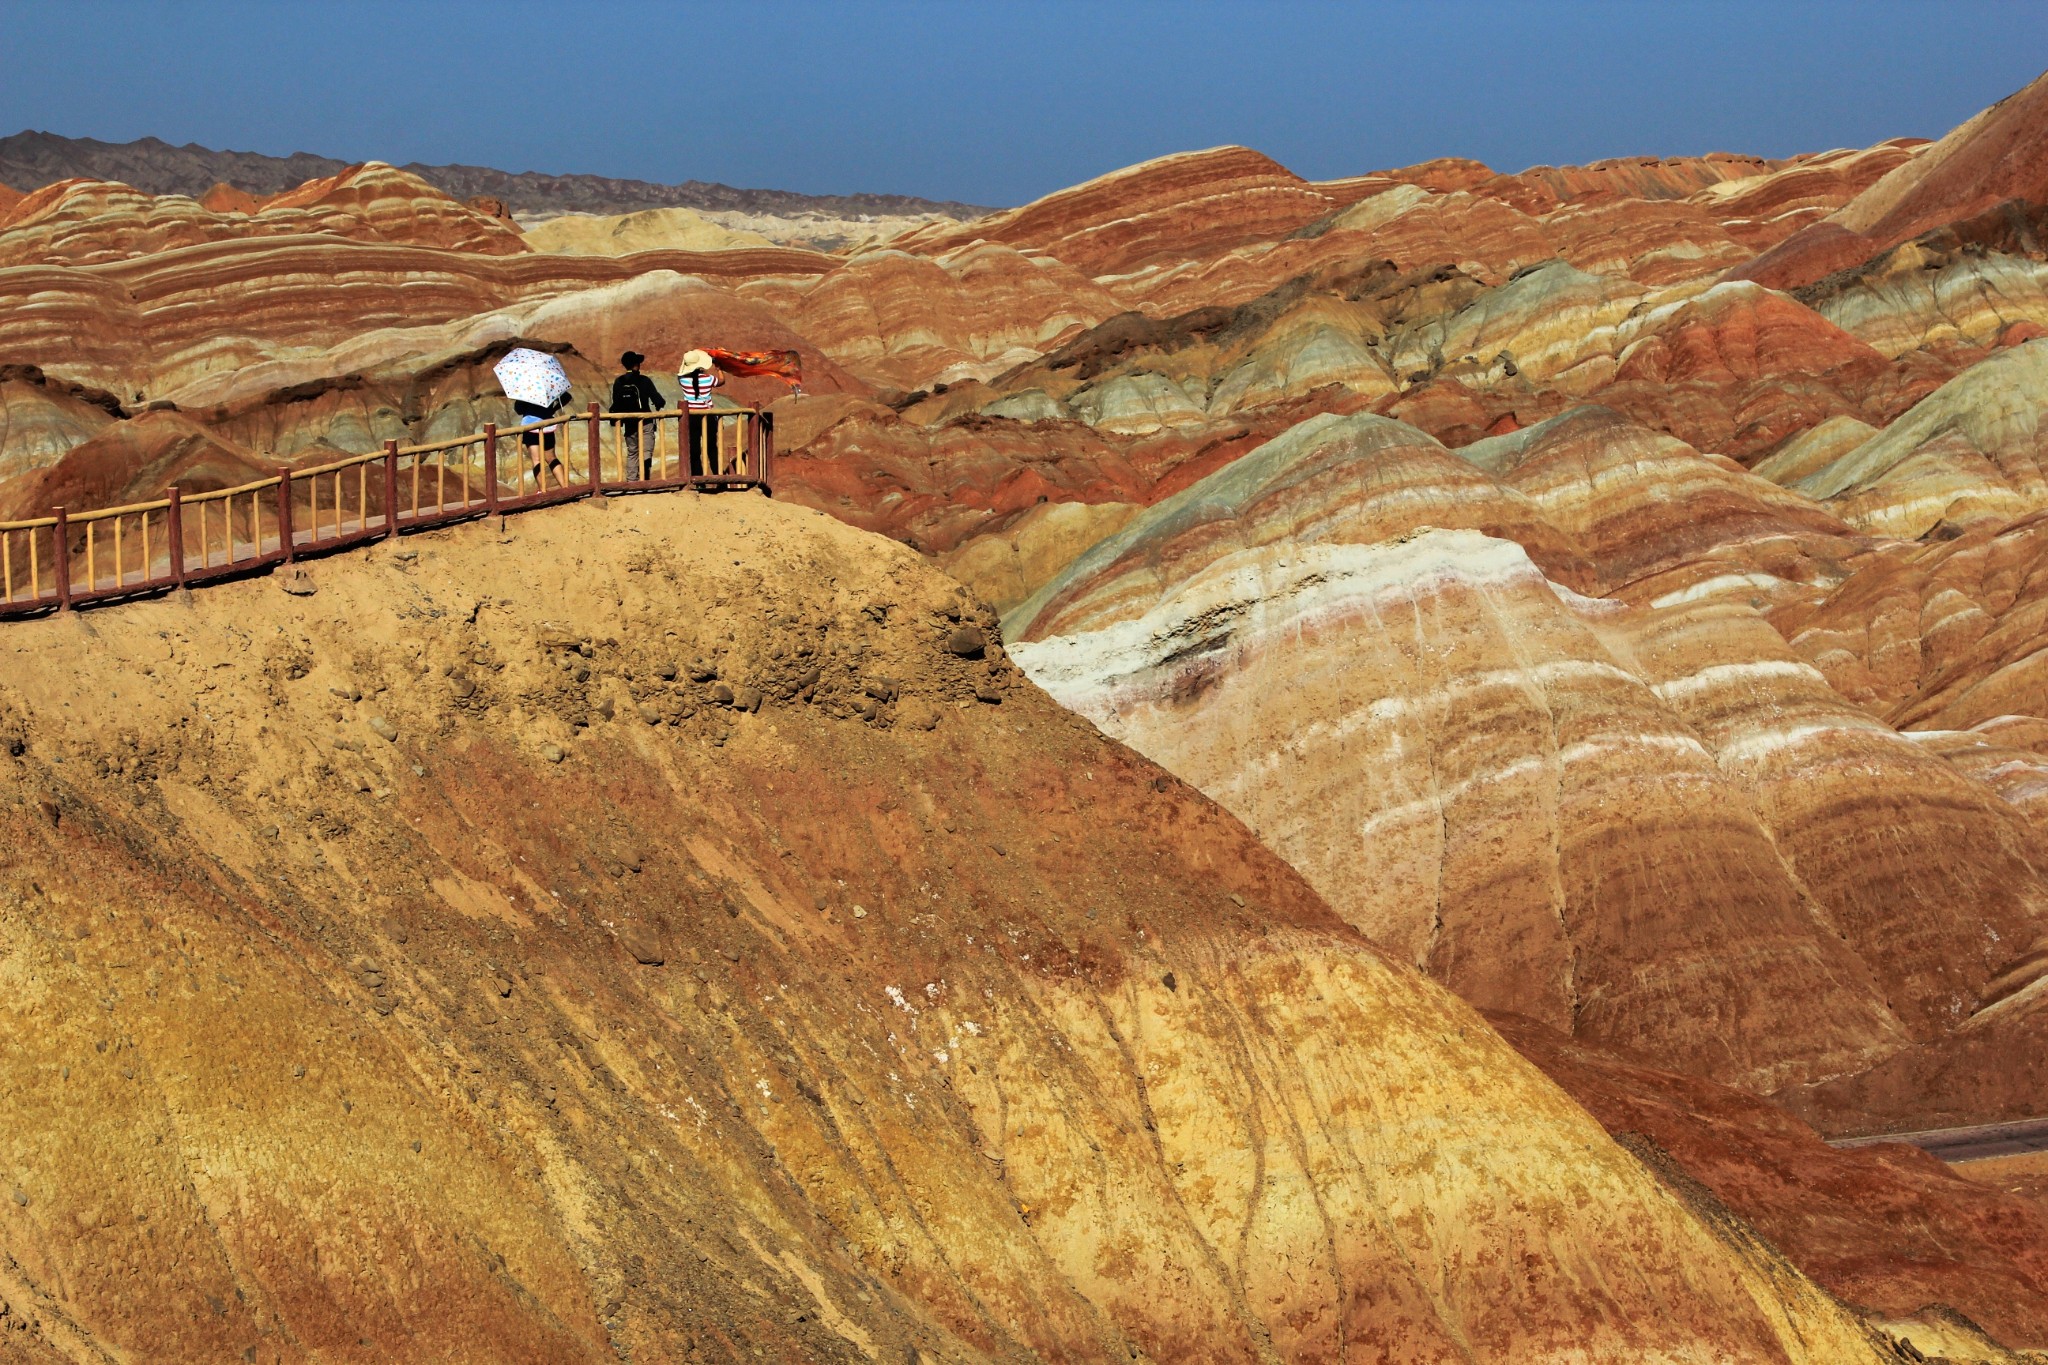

{"left": 520, "top": 206, "right": 775, "bottom": 255}
{"left": 1773, "top": 506, "right": 2048, "bottom": 736}
{"left": 1736, "top": 71, "right": 2048, "bottom": 291}
{"left": 1008, "top": 414, "right": 2048, "bottom": 1107}
{"left": 0, "top": 496, "right": 1887, "bottom": 1361}
{"left": 1689, "top": 141, "right": 1925, "bottom": 250}
{"left": 0, "top": 163, "right": 528, "bottom": 268}
{"left": 0, "top": 366, "right": 123, "bottom": 486}
{"left": 0, "top": 409, "right": 269, "bottom": 521}
{"left": 1509, "top": 152, "right": 1795, "bottom": 207}
{"left": 938, "top": 499, "right": 1143, "bottom": 614}
{"left": 0, "top": 110, "right": 2024, "bottom": 525}
{"left": 915, "top": 257, "right": 1952, "bottom": 481}
{"left": 891, "top": 146, "right": 1341, "bottom": 278}
{"left": 739, "top": 244, "right": 1125, "bottom": 389}
{"left": 1454, "top": 405, "right": 1854, "bottom": 594}
{"left": 1778, "top": 339, "right": 2048, "bottom": 538}
{"left": 768, "top": 388, "right": 1354, "bottom": 558}
{"left": 1805, "top": 227, "right": 2048, "bottom": 362}
{"left": 1494, "top": 1011, "right": 2048, "bottom": 1349}
{"left": 523, "top": 206, "right": 953, "bottom": 257}
{"left": 0, "top": 259, "right": 859, "bottom": 466}
{"left": 197, "top": 181, "right": 259, "bottom": 215}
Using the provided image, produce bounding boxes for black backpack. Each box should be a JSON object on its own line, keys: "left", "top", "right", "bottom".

{"left": 611, "top": 373, "right": 647, "bottom": 413}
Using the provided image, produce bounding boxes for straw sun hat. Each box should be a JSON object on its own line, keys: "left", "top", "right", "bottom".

{"left": 679, "top": 349, "right": 714, "bottom": 375}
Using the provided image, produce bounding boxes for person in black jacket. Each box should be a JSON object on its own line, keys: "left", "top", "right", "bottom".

{"left": 610, "top": 351, "right": 668, "bottom": 479}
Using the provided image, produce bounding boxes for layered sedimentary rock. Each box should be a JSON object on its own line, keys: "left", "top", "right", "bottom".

{"left": 162, "top": 274, "right": 862, "bottom": 463}
{"left": 1454, "top": 405, "right": 1857, "bottom": 600}
{"left": 1736, "top": 71, "right": 2048, "bottom": 290}
{"left": 1594, "top": 280, "right": 1946, "bottom": 460}
{"left": 891, "top": 146, "right": 1340, "bottom": 278}
{"left": 0, "top": 366, "right": 122, "bottom": 485}
{"left": 197, "top": 181, "right": 259, "bottom": 215}
{"left": 0, "top": 250, "right": 865, "bottom": 501}
{"left": 1543, "top": 197, "right": 1752, "bottom": 284}
{"left": 522, "top": 207, "right": 777, "bottom": 255}
{"left": 524, "top": 207, "right": 942, "bottom": 255}
{"left": 1781, "top": 339, "right": 2048, "bottom": 537}
{"left": 1008, "top": 413, "right": 2048, "bottom": 1104}
{"left": 1496, "top": 1013, "right": 2048, "bottom": 1348}
{"left": 0, "top": 409, "right": 269, "bottom": 521}
{"left": 769, "top": 388, "right": 1360, "bottom": 557}
{"left": 1773, "top": 506, "right": 2048, "bottom": 729}
{"left": 0, "top": 247, "right": 846, "bottom": 428}
{"left": 0, "top": 496, "right": 1889, "bottom": 1361}
{"left": 12, "top": 76, "right": 2048, "bottom": 1359}
{"left": 0, "top": 163, "right": 529, "bottom": 268}
{"left": 1510, "top": 152, "right": 1791, "bottom": 206}
{"left": 941, "top": 255, "right": 1949, "bottom": 473}
{"left": 937, "top": 500, "right": 1144, "bottom": 613}
{"left": 1689, "top": 141, "right": 1924, "bottom": 250}
{"left": 0, "top": 120, "right": 1998, "bottom": 525}
{"left": 1795, "top": 201, "right": 2048, "bottom": 369}
{"left": 738, "top": 244, "right": 1125, "bottom": 389}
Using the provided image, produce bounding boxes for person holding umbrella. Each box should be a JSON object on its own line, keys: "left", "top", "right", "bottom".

{"left": 493, "top": 347, "right": 575, "bottom": 490}
{"left": 515, "top": 394, "right": 571, "bottom": 489}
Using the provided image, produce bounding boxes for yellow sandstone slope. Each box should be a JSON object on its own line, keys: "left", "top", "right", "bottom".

{"left": 521, "top": 207, "right": 777, "bottom": 255}
{"left": 0, "top": 493, "right": 1885, "bottom": 1361}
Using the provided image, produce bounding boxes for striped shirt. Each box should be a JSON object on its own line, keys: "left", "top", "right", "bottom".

{"left": 679, "top": 371, "right": 718, "bottom": 410}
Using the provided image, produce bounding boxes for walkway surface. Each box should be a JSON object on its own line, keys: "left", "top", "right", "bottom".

{"left": 1828, "top": 1115, "right": 2048, "bottom": 1162}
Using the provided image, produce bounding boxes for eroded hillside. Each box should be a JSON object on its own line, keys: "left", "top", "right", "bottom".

{"left": 0, "top": 495, "right": 1901, "bottom": 1361}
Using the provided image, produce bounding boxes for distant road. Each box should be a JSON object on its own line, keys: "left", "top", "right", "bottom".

{"left": 1828, "top": 1116, "right": 2048, "bottom": 1163}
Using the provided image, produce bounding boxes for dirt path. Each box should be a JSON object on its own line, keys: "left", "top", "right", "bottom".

{"left": 1829, "top": 1115, "right": 2048, "bottom": 1162}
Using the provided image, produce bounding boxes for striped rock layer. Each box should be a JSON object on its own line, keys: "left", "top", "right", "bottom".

{"left": 1009, "top": 414, "right": 2048, "bottom": 1121}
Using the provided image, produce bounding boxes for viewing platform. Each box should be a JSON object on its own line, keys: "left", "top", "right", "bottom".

{"left": 0, "top": 404, "right": 773, "bottom": 616}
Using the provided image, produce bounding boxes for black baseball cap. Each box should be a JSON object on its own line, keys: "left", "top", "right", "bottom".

{"left": 620, "top": 351, "right": 645, "bottom": 368}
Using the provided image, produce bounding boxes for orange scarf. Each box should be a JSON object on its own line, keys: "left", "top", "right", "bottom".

{"left": 707, "top": 348, "right": 803, "bottom": 391}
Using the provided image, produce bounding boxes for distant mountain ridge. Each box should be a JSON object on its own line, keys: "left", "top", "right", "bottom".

{"left": 0, "top": 129, "right": 998, "bottom": 219}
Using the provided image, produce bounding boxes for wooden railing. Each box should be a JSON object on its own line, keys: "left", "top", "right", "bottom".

{"left": 0, "top": 404, "right": 773, "bottom": 616}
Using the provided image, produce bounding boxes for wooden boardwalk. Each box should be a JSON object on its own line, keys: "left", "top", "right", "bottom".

{"left": 0, "top": 404, "right": 772, "bottom": 616}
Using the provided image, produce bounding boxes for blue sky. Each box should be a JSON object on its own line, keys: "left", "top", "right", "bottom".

{"left": 3, "top": 1, "right": 2044, "bottom": 206}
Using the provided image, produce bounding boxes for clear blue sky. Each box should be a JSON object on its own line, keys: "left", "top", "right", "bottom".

{"left": 3, "top": 0, "right": 2044, "bottom": 206}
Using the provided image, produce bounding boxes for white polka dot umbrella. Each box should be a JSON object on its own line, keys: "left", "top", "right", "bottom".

{"left": 492, "top": 348, "right": 573, "bottom": 407}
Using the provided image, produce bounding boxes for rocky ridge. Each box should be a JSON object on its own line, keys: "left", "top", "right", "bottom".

{"left": 0, "top": 130, "right": 994, "bottom": 219}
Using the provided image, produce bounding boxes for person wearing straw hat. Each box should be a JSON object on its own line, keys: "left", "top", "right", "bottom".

{"left": 678, "top": 348, "right": 723, "bottom": 477}
{"left": 611, "top": 351, "right": 667, "bottom": 480}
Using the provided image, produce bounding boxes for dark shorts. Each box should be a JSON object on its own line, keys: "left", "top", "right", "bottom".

{"left": 514, "top": 401, "right": 557, "bottom": 451}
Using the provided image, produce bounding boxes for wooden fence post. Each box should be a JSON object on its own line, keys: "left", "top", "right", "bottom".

{"left": 483, "top": 424, "right": 499, "bottom": 510}
{"left": 165, "top": 488, "right": 186, "bottom": 586}
{"left": 51, "top": 508, "right": 70, "bottom": 610}
{"left": 276, "top": 468, "right": 296, "bottom": 561}
{"left": 759, "top": 409, "right": 774, "bottom": 490}
{"left": 588, "top": 403, "right": 603, "bottom": 494}
{"left": 383, "top": 440, "right": 402, "bottom": 532}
